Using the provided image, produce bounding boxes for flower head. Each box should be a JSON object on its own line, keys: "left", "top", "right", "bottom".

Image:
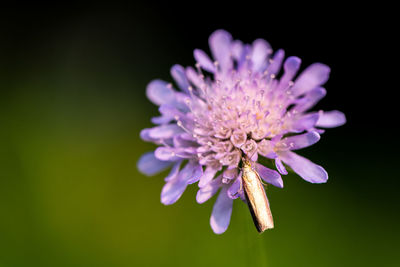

{"left": 138, "top": 29, "right": 346, "bottom": 234}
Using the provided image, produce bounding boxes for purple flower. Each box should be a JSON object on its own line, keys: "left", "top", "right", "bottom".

{"left": 137, "top": 29, "right": 346, "bottom": 234}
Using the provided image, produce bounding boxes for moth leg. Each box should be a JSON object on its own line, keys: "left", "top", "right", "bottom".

{"left": 258, "top": 176, "right": 268, "bottom": 187}
{"left": 232, "top": 178, "right": 243, "bottom": 197}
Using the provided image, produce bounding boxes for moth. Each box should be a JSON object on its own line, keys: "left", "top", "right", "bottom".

{"left": 241, "top": 157, "right": 274, "bottom": 233}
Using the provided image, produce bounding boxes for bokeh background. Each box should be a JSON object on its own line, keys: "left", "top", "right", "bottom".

{"left": 0, "top": 3, "right": 397, "bottom": 267}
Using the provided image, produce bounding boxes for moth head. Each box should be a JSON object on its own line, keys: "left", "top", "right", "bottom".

{"left": 241, "top": 156, "right": 252, "bottom": 169}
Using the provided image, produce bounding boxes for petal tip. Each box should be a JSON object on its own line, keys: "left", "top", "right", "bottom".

{"left": 210, "top": 29, "right": 232, "bottom": 39}
{"left": 316, "top": 110, "right": 346, "bottom": 128}
{"left": 195, "top": 192, "right": 204, "bottom": 204}
{"left": 284, "top": 56, "right": 302, "bottom": 70}
{"left": 210, "top": 217, "right": 228, "bottom": 235}
{"left": 137, "top": 151, "right": 171, "bottom": 176}
{"left": 160, "top": 189, "right": 178, "bottom": 206}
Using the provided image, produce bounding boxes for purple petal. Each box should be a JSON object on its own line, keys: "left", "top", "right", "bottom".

{"left": 210, "top": 187, "right": 233, "bottom": 234}
{"left": 157, "top": 105, "right": 189, "bottom": 127}
{"left": 165, "top": 161, "right": 182, "bottom": 181}
{"left": 233, "top": 42, "right": 251, "bottom": 70}
{"left": 173, "top": 134, "right": 198, "bottom": 148}
{"left": 279, "top": 131, "right": 320, "bottom": 150}
{"left": 279, "top": 151, "right": 328, "bottom": 183}
{"left": 199, "top": 166, "right": 219, "bottom": 188}
{"left": 292, "top": 63, "right": 330, "bottom": 97}
{"left": 179, "top": 132, "right": 197, "bottom": 141}
{"left": 181, "top": 147, "right": 198, "bottom": 157}
{"left": 220, "top": 150, "right": 241, "bottom": 168}
{"left": 161, "top": 177, "right": 187, "bottom": 205}
{"left": 231, "top": 40, "right": 244, "bottom": 63}
{"left": 316, "top": 110, "right": 346, "bottom": 128}
{"left": 251, "top": 38, "right": 272, "bottom": 72}
{"left": 227, "top": 176, "right": 241, "bottom": 199}
{"left": 278, "top": 56, "right": 301, "bottom": 90}
{"left": 146, "top": 80, "right": 175, "bottom": 106}
{"left": 148, "top": 124, "right": 183, "bottom": 140}
{"left": 294, "top": 87, "right": 326, "bottom": 113}
{"left": 137, "top": 151, "right": 172, "bottom": 176}
{"left": 159, "top": 104, "right": 182, "bottom": 118}
{"left": 209, "top": 29, "right": 233, "bottom": 73}
{"left": 196, "top": 175, "right": 222, "bottom": 204}
{"left": 140, "top": 128, "right": 156, "bottom": 142}
{"left": 171, "top": 64, "right": 190, "bottom": 93}
{"left": 194, "top": 49, "right": 216, "bottom": 73}
{"left": 257, "top": 139, "right": 277, "bottom": 158}
{"left": 151, "top": 115, "right": 173, "bottom": 125}
{"left": 266, "top": 49, "right": 285, "bottom": 75}
{"left": 230, "top": 129, "right": 247, "bottom": 148}
{"left": 154, "top": 147, "right": 181, "bottom": 161}
{"left": 255, "top": 163, "right": 283, "bottom": 188}
{"left": 178, "top": 163, "right": 200, "bottom": 184}
{"left": 292, "top": 113, "right": 320, "bottom": 132}
{"left": 250, "top": 152, "right": 258, "bottom": 162}
{"left": 169, "top": 91, "right": 191, "bottom": 112}
{"left": 275, "top": 158, "right": 288, "bottom": 175}
{"left": 186, "top": 67, "right": 203, "bottom": 89}
{"left": 223, "top": 168, "right": 238, "bottom": 180}
{"left": 161, "top": 161, "right": 201, "bottom": 205}
{"left": 186, "top": 163, "right": 204, "bottom": 184}
{"left": 241, "top": 139, "right": 257, "bottom": 158}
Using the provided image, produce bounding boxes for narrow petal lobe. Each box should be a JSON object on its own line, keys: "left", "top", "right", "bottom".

{"left": 196, "top": 176, "right": 222, "bottom": 204}
{"left": 210, "top": 187, "right": 233, "bottom": 234}
{"left": 171, "top": 64, "right": 190, "bottom": 93}
{"left": 255, "top": 163, "right": 283, "bottom": 188}
{"left": 161, "top": 162, "right": 199, "bottom": 205}
{"left": 279, "top": 131, "right": 320, "bottom": 150}
{"left": 209, "top": 30, "right": 233, "bottom": 73}
{"left": 279, "top": 151, "right": 328, "bottom": 183}
{"left": 292, "top": 63, "right": 330, "bottom": 97}
{"left": 146, "top": 80, "right": 175, "bottom": 106}
{"left": 194, "top": 49, "right": 216, "bottom": 73}
{"left": 137, "top": 152, "right": 172, "bottom": 176}
{"left": 316, "top": 110, "right": 346, "bottom": 128}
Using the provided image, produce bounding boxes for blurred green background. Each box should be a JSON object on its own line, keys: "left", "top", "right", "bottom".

{"left": 0, "top": 3, "right": 397, "bottom": 267}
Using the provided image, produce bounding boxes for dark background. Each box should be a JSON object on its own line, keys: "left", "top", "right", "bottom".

{"left": 0, "top": 3, "right": 397, "bottom": 267}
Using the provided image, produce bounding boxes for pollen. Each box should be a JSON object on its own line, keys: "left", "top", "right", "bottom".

{"left": 256, "top": 112, "right": 263, "bottom": 120}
